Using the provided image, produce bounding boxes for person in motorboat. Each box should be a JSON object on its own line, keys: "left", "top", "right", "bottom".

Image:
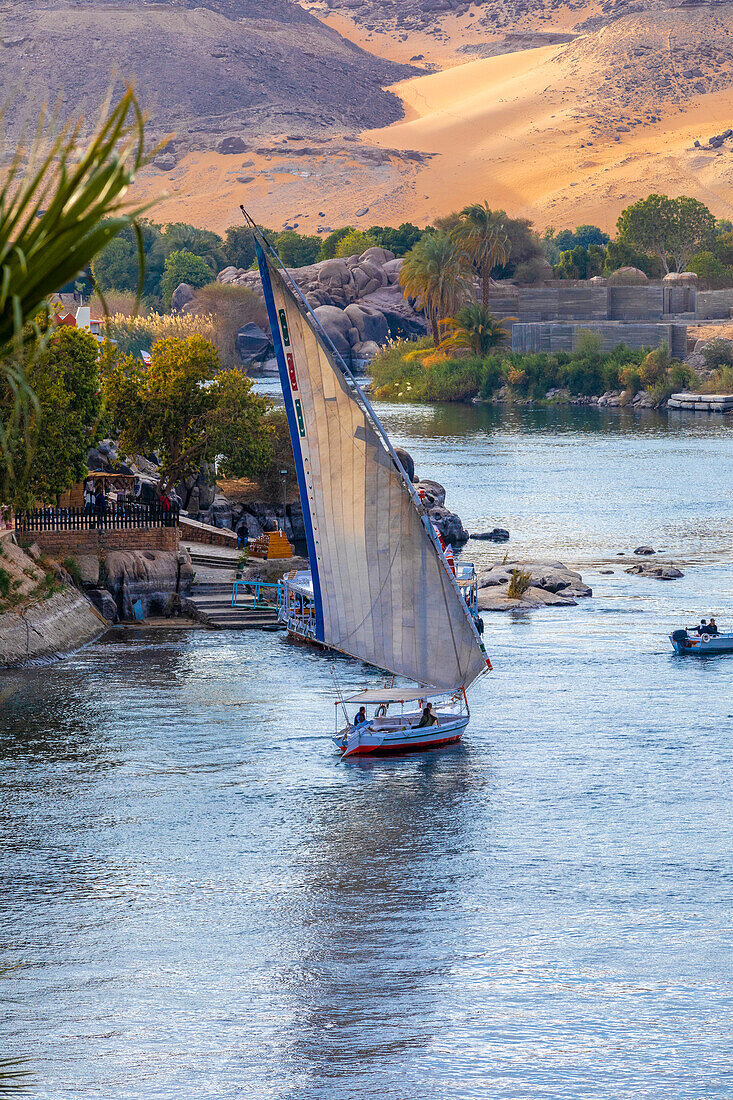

{"left": 696, "top": 619, "right": 709, "bottom": 635}
{"left": 708, "top": 617, "right": 719, "bottom": 636}
{"left": 417, "top": 703, "right": 437, "bottom": 728}
{"left": 353, "top": 706, "right": 368, "bottom": 727}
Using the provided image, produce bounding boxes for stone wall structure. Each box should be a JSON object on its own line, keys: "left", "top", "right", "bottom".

{"left": 512, "top": 321, "right": 688, "bottom": 358}
{"left": 19, "top": 526, "right": 179, "bottom": 556}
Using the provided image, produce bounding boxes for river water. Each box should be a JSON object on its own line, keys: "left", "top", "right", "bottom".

{"left": 2, "top": 404, "right": 732, "bottom": 1099}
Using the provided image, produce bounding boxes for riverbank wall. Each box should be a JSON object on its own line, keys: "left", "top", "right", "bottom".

{"left": 0, "top": 533, "right": 107, "bottom": 668}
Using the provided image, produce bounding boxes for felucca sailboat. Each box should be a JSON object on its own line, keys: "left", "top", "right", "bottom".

{"left": 250, "top": 215, "right": 492, "bottom": 756}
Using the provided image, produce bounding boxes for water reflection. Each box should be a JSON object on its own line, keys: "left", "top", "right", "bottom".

{"left": 279, "top": 749, "right": 493, "bottom": 1097}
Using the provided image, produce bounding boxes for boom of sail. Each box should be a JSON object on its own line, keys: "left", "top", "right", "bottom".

{"left": 255, "top": 236, "right": 490, "bottom": 692}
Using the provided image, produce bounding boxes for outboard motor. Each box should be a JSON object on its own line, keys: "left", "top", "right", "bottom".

{"left": 671, "top": 629, "right": 689, "bottom": 646}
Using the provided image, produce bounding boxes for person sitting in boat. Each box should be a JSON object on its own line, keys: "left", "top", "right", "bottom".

{"left": 696, "top": 619, "right": 709, "bottom": 636}
{"left": 708, "top": 617, "right": 719, "bottom": 636}
{"left": 353, "top": 706, "right": 368, "bottom": 727}
{"left": 417, "top": 703, "right": 437, "bottom": 728}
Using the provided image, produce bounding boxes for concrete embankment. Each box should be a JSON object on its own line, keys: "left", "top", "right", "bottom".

{"left": 0, "top": 585, "right": 107, "bottom": 668}
{"left": 0, "top": 532, "right": 107, "bottom": 667}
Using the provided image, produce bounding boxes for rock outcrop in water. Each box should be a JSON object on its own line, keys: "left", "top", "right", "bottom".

{"left": 477, "top": 560, "right": 593, "bottom": 611}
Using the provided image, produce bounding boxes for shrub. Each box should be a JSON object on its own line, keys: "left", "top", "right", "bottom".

{"left": 698, "top": 366, "right": 733, "bottom": 393}
{"left": 619, "top": 365, "right": 642, "bottom": 395}
{"left": 639, "top": 342, "right": 671, "bottom": 389}
{"left": 507, "top": 568, "right": 532, "bottom": 598}
{"left": 103, "top": 312, "right": 217, "bottom": 358}
{"left": 191, "top": 284, "right": 269, "bottom": 369}
{"left": 688, "top": 250, "right": 733, "bottom": 288}
{"left": 161, "top": 250, "right": 214, "bottom": 308}
{"left": 478, "top": 358, "right": 504, "bottom": 399}
{"left": 62, "top": 557, "right": 83, "bottom": 587}
{"left": 421, "top": 356, "right": 486, "bottom": 402}
{"left": 669, "top": 363, "right": 696, "bottom": 391}
{"left": 0, "top": 566, "right": 10, "bottom": 600}
{"left": 701, "top": 337, "right": 733, "bottom": 369}
{"left": 370, "top": 338, "right": 430, "bottom": 397}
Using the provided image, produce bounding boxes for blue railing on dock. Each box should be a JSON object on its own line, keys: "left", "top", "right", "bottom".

{"left": 231, "top": 579, "right": 283, "bottom": 611}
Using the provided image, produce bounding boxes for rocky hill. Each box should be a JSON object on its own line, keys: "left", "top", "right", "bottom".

{"left": 0, "top": 0, "right": 413, "bottom": 152}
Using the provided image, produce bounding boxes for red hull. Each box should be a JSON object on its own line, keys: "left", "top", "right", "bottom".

{"left": 343, "top": 732, "right": 463, "bottom": 757}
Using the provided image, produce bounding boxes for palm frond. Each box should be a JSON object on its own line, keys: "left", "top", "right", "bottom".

{"left": 0, "top": 88, "right": 166, "bottom": 505}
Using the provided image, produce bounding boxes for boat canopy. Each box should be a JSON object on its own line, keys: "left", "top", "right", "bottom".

{"left": 344, "top": 687, "right": 454, "bottom": 704}
{"left": 255, "top": 232, "right": 490, "bottom": 691}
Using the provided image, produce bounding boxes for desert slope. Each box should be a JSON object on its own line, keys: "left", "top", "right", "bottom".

{"left": 0, "top": 0, "right": 412, "bottom": 148}
{"left": 362, "top": 3, "right": 733, "bottom": 229}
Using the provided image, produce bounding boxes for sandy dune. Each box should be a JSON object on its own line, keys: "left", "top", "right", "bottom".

{"left": 131, "top": 2, "right": 733, "bottom": 233}
{"left": 365, "top": 35, "right": 733, "bottom": 230}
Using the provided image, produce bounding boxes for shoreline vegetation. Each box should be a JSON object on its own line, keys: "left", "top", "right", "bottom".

{"left": 369, "top": 333, "right": 733, "bottom": 407}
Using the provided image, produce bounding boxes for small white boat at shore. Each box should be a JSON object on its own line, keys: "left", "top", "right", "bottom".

{"left": 333, "top": 688, "right": 470, "bottom": 758}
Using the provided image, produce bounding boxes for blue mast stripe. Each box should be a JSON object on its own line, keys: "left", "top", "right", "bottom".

{"left": 256, "top": 242, "right": 325, "bottom": 642}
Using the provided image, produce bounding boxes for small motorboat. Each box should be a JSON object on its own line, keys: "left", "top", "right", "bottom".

{"left": 670, "top": 628, "right": 733, "bottom": 656}
{"left": 333, "top": 688, "right": 469, "bottom": 758}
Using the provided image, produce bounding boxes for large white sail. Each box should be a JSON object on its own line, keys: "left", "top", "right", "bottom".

{"left": 256, "top": 239, "right": 490, "bottom": 691}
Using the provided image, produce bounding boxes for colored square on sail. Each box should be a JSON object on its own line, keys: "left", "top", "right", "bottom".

{"left": 294, "top": 398, "right": 306, "bottom": 437}
{"left": 286, "top": 353, "right": 298, "bottom": 391}
{"left": 278, "top": 309, "right": 291, "bottom": 347}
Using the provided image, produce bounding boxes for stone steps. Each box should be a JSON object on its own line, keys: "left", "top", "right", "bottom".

{"left": 185, "top": 591, "right": 281, "bottom": 631}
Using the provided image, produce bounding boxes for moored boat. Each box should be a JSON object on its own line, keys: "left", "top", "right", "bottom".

{"left": 670, "top": 628, "right": 733, "bottom": 655}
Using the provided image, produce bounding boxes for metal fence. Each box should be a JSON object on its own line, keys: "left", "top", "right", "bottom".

{"left": 15, "top": 504, "right": 180, "bottom": 534}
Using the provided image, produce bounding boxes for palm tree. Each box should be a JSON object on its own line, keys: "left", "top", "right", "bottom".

{"left": 399, "top": 231, "right": 472, "bottom": 346}
{"left": 452, "top": 201, "right": 510, "bottom": 309}
{"left": 0, "top": 89, "right": 158, "bottom": 509}
{"left": 161, "top": 223, "right": 226, "bottom": 272}
{"left": 438, "top": 302, "right": 513, "bottom": 356}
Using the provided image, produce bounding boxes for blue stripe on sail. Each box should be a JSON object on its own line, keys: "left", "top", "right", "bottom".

{"left": 256, "top": 241, "right": 325, "bottom": 642}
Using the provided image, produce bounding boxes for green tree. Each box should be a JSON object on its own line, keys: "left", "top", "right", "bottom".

{"left": 91, "top": 236, "right": 139, "bottom": 292}
{"left": 4, "top": 326, "right": 103, "bottom": 507}
{"left": 712, "top": 229, "right": 733, "bottom": 267}
{"left": 688, "top": 251, "right": 733, "bottom": 288}
{"left": 104, "top": 335, "right": 272, "bottom": 491}
{"left": 616, "top": 194, "right": 716, "bottom": 274}
{"left": 604, "top": 239, "right": 661, "bottom": 277}
{"left": 273, "top": 230, "right": 321, "bottom": 268}
{"left": 318, "top": 227, "right": 353, "bottom": 260}
{"left": 1, "top": 89, "right": 154, "bottom": 511}
{"left": 161, "top": 250, "right": 214, "bottom": 308}
{"left": 556, "top": 244, "right": 606, "bottom": 280}
{"left": 161, "top": 223, "right": 226, "bottom": 271}
{"left": 367, "top": 223, "right": 426, "bottom": 256}
{"left": 222, "top": 225, "right": 257, "bottom": 270}
{"left": 399, "top": 231, "right": 472, "bottom": 346}
{"left": 438, "top": 303, "right": 512, "bottom": 356}
{"left": 334, "top": 229, "right": 378, "bottom": 258}
{"left": 92, "top": 220, "right": 166, "bottom": 301}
